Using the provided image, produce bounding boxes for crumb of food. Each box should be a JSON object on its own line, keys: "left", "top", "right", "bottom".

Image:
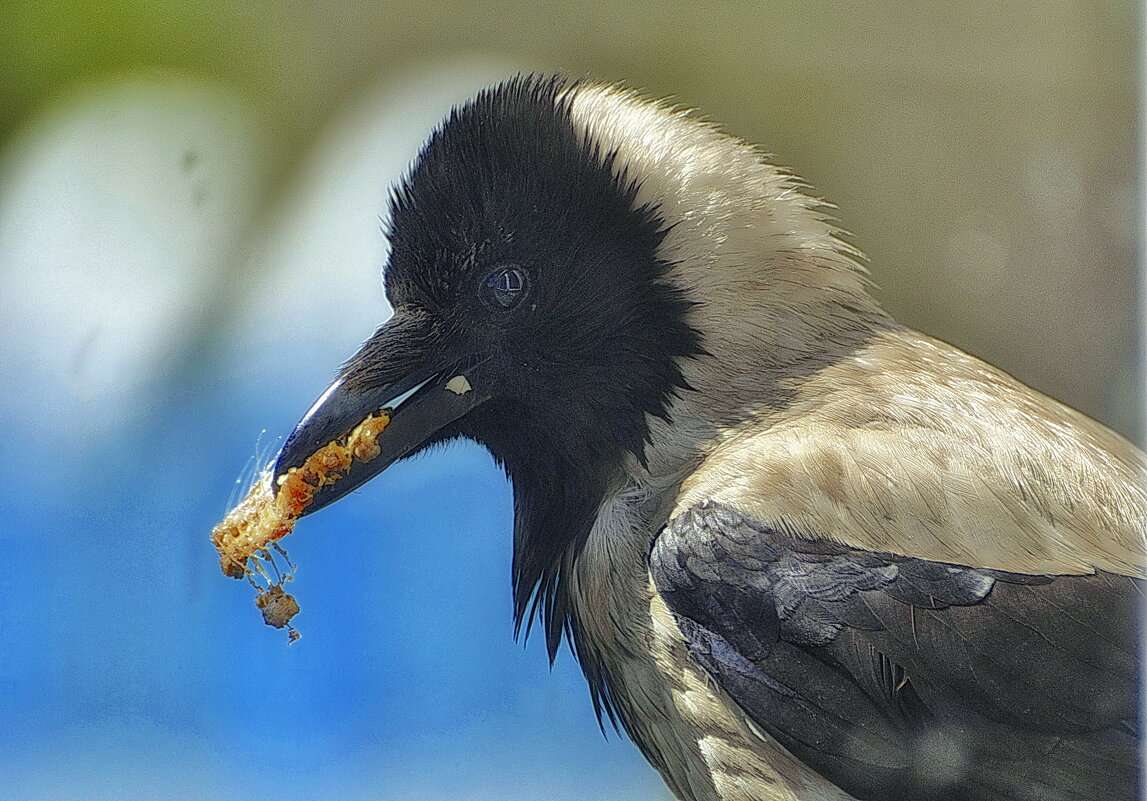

{"left": 445, "top": 374, "right": 472, "bottom": 395}
{"left": 210, "top": 410, "right": 391, "bottom": 638}
{"left": 256, "top": 584, "right": 301, "bottom": 629}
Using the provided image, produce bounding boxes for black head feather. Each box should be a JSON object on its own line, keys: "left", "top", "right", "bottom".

{"left": 382, "top": 75, "right": 702, "bottom": 680}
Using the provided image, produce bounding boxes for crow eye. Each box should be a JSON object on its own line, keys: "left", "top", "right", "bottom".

{"left": 481, "top": 265, "right": 529, "bottom": 310}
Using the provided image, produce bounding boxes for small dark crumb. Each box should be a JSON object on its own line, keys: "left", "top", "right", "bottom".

{"left": 255, "top": 584, "right": 300, "bottom": 630}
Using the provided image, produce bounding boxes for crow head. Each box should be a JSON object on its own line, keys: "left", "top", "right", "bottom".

{"left": 273, "top": 76, "right": 703, "bottom": 652}
{"left": 272, "top": 74, "right": 882, "bottom": 656}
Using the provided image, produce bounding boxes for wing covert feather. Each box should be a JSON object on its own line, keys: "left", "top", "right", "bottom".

{"left": 650, "top": 501, "right": 1143, "bottom": 801}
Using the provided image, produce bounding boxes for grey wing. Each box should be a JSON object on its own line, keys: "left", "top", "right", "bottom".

{"left": 649, "top": 501, "right": 1143, "bottom": 801}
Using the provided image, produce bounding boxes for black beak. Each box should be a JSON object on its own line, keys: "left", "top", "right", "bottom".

{"left": 272, "top": 309, "right": 491, "bottom": 516}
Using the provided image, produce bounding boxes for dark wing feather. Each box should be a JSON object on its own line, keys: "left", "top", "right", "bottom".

{"left": 650, "top": 501, "right": 1143, "bottom": 801}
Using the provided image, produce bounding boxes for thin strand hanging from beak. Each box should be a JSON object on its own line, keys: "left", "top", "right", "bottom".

{"left": 210, "top": 410, "right": 392, "bottom": 641}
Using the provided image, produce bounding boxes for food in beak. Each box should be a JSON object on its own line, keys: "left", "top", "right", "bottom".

{"left": 210, "top": 410, "right": 392, "bottom": 640}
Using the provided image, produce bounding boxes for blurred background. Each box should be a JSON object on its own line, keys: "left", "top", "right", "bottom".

{"left": 0, "top": 3, "right": 1141, "bottom": 800}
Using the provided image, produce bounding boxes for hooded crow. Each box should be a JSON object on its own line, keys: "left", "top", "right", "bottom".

{"left": 268, "top": 75, "right": 1144, "bottom": 800}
